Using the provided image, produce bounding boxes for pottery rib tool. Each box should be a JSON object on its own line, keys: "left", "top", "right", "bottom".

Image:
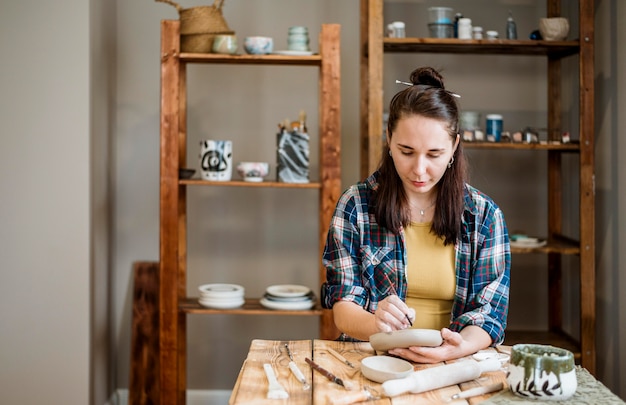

{"left": 326, "top": 346, "right": 355, "bottom": 368}
{"left": 263, "top": 363, "right": 289, "bottom": 399}
{"left": 284, "top": 343, "right": 311, "bottom": 390}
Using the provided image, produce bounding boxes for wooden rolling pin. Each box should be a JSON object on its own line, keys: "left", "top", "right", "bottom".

{"left": 382, "top": 358, "right": 501, "bottom": 397}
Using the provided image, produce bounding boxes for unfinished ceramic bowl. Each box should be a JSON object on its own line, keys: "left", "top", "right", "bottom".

{"left": 539, "top": 17, "right": 569, "bottom": 41}
{"left": 507, "top": 344, "right": 577, "bottom": 400}
{"left": 369, "top": 329, "right": 443, "bottom": 352}
{"left": 360, "top": 355, "right": 414, "bottom": 383}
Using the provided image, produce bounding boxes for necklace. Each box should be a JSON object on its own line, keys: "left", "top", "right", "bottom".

{"left": 412, "top": 200, "right": 436, "bottom": 217}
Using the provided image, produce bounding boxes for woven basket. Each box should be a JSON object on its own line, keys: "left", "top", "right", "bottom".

{"left": 156, "top": 0, "right": 234, "bottom": 53}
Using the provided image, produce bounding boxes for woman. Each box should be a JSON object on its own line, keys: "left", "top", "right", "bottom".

{"left": 321, "top": 66, "right": 510, "bottom": 364}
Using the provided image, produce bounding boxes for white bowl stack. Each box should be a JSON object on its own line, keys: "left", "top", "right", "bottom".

{"left": 260, "top": 284, "right": 315, "bottom": 310}
{"left": 198, "top": 283, "right": 245, "bottom": 309}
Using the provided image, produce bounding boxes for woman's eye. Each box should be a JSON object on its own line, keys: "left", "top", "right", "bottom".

{"left": 401, "top": 150, "right": 413, "bottom": 155}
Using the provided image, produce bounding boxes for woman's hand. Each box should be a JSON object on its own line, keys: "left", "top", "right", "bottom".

{"left": 374, "top": 295, "right": 416, "bottom": 333}
{"left": 387, "top": 326, "right": 491, "bottom": 363}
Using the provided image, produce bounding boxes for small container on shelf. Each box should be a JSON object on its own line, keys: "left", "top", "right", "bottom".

{"left": 429, "top": 23, "right": 454, "bottom": 38}
{"left": 428, "top": 7, "right": 454, "bottom": 24}
{"left": 457, "top": 18, "right": 472, "bottom": 39}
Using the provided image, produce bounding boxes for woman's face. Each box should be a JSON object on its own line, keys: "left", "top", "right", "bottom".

{"left": 388, "top": 114, "right": 458, "bottom": 197}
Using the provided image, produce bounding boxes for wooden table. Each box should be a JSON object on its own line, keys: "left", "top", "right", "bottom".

{"left": 229, "top": 339, "right": 509, "bottom": 404}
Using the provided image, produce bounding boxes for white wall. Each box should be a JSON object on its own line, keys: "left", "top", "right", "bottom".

{"left": 0, "top": 0, "right": 624, "bottom": 403}
{"left": 0, "top": 1, "right": 92, "bottom": 404}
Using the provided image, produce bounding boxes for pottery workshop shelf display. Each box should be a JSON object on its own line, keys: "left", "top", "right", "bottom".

{"left": 359, "top": 0, "right": 595, "bottom": 373}
{"left": 156, "top": 20, "right": 341, "bottom": 404}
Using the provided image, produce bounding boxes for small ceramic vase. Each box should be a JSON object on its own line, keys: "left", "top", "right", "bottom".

{"left": 507, "top": 344, "right": 577, "bottom": 400}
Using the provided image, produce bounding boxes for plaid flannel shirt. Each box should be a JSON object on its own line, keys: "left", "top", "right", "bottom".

{"left": 321, "top": 171, "right": 511, "bottom": 345}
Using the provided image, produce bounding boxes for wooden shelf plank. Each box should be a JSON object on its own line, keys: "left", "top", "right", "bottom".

{"left": 180, "top": 297, "right": 324, "bottom": 315}
{"left": 511, "top": 237, "right": 580, "bottom": 255}
{"left": 463, "top": 141, "right": 580, "bottom": 151}
{"left": 179, "top": 52, "right": 322, "bottom": 66}
{"left": 180, "top": 179, "right": 322, "bottom": 188}
{"left": 381, "top": 38, "right": 580, "bottom": 57}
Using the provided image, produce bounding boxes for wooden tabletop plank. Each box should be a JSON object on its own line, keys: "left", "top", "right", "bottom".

{"left": 228, "top": 339, "right": 313, "bottom": 404}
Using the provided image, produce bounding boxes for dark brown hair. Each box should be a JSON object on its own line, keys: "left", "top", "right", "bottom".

{"left": 372, "top": 67, "right": 467, "bottom": 245}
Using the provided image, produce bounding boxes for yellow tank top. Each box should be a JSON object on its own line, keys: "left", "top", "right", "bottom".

{"left": 404, "top": 221, "right": 456, "bottom": 330}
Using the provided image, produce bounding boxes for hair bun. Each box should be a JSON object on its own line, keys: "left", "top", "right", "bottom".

{"left": 409, "top": 66, "right": 445, "bottom": 89}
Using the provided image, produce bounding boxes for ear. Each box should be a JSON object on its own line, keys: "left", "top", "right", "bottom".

{"left": 453, "top": 133, "right": 460, "bottom": 152}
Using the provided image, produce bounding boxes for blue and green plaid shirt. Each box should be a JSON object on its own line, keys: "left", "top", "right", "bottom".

{"left": 321, "top": 171, "right": 510, "bottom": 345}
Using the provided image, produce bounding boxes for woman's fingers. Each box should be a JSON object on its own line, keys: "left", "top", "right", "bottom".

{"left": 375, "top": 296, "right": 413, "bottom": 331}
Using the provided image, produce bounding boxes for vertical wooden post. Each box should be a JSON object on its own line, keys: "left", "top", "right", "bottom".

{"left": 360, "top": 0, "right": 384, "bottom": 179}
{"left": 159, "top": 20, "right": 183, "bottom": 404}
{"left": 578, "top": 0, "right": 596, "bottom": 374}
{"left": 319, "top": 24, "right": 342, "bottom": 340}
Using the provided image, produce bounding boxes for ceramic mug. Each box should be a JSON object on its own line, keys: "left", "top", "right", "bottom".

{"left": 200, "top": 140, "right": 233, "bottom": 181}
{"left": 212, "top": 34, "right": 238, "bottom": 54}
{"left": 507, "top": 344, "right": 577, "bottom": 401}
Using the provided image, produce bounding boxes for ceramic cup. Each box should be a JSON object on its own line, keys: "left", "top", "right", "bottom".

{"left": 212, "top": 34, "right": 238, "bottom": 54}
{"left": 507, "top": 344, "right": 577, "bottom": 401}
{"left": 244, "top": 36, "right": 273, "bottom": 54}
{"left": 200, "top": 140, "right": 233, "bottom": 181}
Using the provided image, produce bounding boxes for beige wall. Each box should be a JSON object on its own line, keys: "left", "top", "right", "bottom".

{"left": 0, "top": 0, "right": 624, "bottom": 403}
{"left": 0, "top": 0, "right": 92, "bottom": 404}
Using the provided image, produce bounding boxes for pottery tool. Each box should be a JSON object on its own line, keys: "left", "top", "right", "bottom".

{"left": 263, "top": 363, "right": 289, "bottom": 399}
{"left": 382, "top": 358, "right": 501, "bottom": 397}
{"left": 284, "top": 343, "right": 311, "bottom": 390}
{"left": 447, "top": 382, "right": 504, "bottom": 402}
{"left": 395, "top": 80, "right": 461, "bottom": 98}
{"left": 328, "top": 387, "right": 380, "bottom": 405}
{"left": 326, "top": 346, "right": 355, "bottom": 368}
{"left": 305, "top": 357, "right": 346, "bottom": 389}
{"left": 383, "top": 274, "right": 413, "bottom": 327}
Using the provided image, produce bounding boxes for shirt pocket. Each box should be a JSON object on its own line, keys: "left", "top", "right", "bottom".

{"left": 360, "top": 245, "right": 396, "bottom": 298}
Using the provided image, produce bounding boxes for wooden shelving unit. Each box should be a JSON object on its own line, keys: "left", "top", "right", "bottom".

{"left": 360, "top": 0, "right": 595, "bottom": 373}
{"left": 158, "top": 20, "right": 341, "bottom": 404}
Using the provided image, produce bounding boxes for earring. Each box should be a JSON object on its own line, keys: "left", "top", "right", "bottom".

{"left": 389, "top": 150, "right": 392, "bottom": 157}
{"left": 448, "top": 157, "right": 454, "bottom": 168}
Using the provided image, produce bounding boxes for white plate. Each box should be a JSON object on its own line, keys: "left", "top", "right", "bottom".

{"left": 198, "top": 283, "right": 244, "bottom": 297}
{"left": 198, "top": 297, "right": 244, "bottom": 309}
{"left": 260, "top": 297, "right": 314, "bottom": 310}
{"left": 273, "top": 50, "right": 314, "bottom": 56}
{"left": 510, "top": 240, "right": 547, "bottom": 249}
{"left": 266, "top": 284, "right": 311, "bottom": 298}
{"left": 263, "top": 292, "right": 314, "bottom": 302}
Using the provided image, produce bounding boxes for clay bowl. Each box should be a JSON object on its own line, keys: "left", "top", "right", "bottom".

{"left": 360, "top": 355, "right": 414, "bottom": 383}
{"left": 179, "top": 168, "right": 196, "bottom": 179}
{"left": 539, "top": 17, "right": 569, "bottom": 41}
{"left": 237, "top": 161, "right": 270, "bottom": 182}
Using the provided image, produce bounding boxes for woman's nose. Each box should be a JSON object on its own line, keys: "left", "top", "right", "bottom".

{"left": 413, "top": 156, "right": 427, "bottom": 175}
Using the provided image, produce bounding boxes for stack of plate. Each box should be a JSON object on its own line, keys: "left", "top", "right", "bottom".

{"left": 198, "top": 283, "right": 245, "bottom": 309}
{"left": 260, "top": 284, "right": 315, "bottom": 310}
